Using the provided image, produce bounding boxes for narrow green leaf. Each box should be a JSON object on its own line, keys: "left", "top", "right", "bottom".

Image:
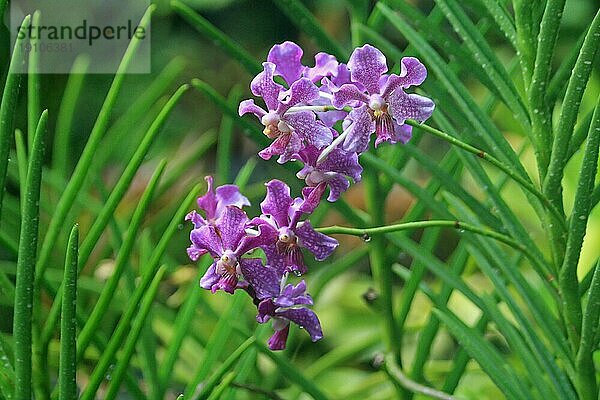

{"left": 27, "top": 11, "right": 41, "bottom": 154}
{"left": 104, "top": 266, "right": 168, "bottom": 400}
{"left": 79, "top": 183, "right": 201, "bottom": 400}
{"left": 41, "top": 84, "right": 188, "bottom": 350}
{"left": 272, "top": 0, "right": 347, "bottom": 60}
{"left": 170, "top": 0, "right": 261, "bottom": 75}
{"left": 513, "top": 0, "right": 544, "bottom": 86}
{"left": 559, "top": 96, "right": 600, "bottom": 351}
{"left": 377, "top": 3, "right": 529, "bottom": 180}
{"left": 546, "top": 30, "right": 586, "bottom": 105}
{"left": 434, "top": 309, "right": 530, "bottom": 400}
{"left": 194, "top": 337, "right": 254, "bottom": 400}
{"left": 205, "top": 371, "right": 237, "bottom": 400}
{"left": 543, "top": 10, "right": 600, "bottom": 215}
{"left": 34, "top": 5, "right": 156, "bottom": 283}
{"left": 576, "top": 259, "right": 600, "bottom": 400}
{"left": 0, "top": 335, "right": 15, "bottom": 400}
{"left": 183, "top": 293, "right": 246, "bottom": 398}
{"left": 58, "top": 225, "right": 78, "bottom": 400}
{"left": 53, "top": 54, "right": 91, "bottom": 178}
{"left": 0, "top": 15, "right": 30, "bottom": 220}
{"left": 156, "top": 257, "right": 211, "bottom": 399}
{"left": 434, "top": 0, "right": 531, "bottom": 132}
{"left": 14, "top": 130, "right": 27, "bottom": 214}
{"left": 216, "top": 86, "right": 242, "bottom": 185}
{"left": 75, "top": 160, "right": 167, "bottom": 361}
{"left": 256, "top": 343, "right": 329, "bottom": 400}
{"left": 13, "top": 109, "right": 47, "bottom": 400}
{"left": 478, "top": 0, "right": 517, "bottom": 48}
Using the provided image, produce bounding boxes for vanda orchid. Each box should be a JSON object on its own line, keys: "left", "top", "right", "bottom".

{"left": 187, "top": 41, "right": 433, "bottom": 350}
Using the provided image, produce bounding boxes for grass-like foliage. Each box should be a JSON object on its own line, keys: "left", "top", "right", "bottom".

{"left": 0, "top": 0, "right": 599, "bottom": 399}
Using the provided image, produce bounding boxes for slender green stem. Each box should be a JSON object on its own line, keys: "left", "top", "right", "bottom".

{"left": 27, "top": 11, "right": 41, "bottom": 154}
{"left": 13, "top": 110, "right": 47, "bottom": 400}
{"left": 216, "top": 86, "right": 241, "bottom": 185}
{"left": 576, "top": 259, "right": 600, "bottom": 400}
{"left": 14, "top": 129, "right": 27, "bottom": 214}
{"left": 384, "top": 354, "right": 456, "bottom": 400}
{"left": 34, "top": 5, "right": 155, "bottom": 284}
{"left": 405, "top": 120, "right": 566, "bottom": 229}
{"left": 58, "top": 225, "right": 78, "bottom": 400}
{"left": 528, "top": 0, "right": 566, "bottom": 179}
{"left": 317, "top": 219, "right": 547, "bottom": 275}
{"left": 363, "top": 171, "right": 406, "bottom": 399}
{"left": 559, "top": 96, "right": 600, "bottom": 352}
{"left": 103, "top": 266, "right": 167, "bottom": 400}
{"left": 75, "top": 160, "right": 166, "bottom": 361}
{"left": 53, "top": 54, "right": 90, "bottom": 178}
{"left": 0, "top": 15, "right": 29, "bottom": 222}
{"left": 543, "top": 10, "right": 600, "bottom": 221}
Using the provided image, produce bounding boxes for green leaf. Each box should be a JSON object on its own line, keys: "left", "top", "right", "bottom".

{"left": 27, "top": 11, "right": 41, "bottom": 154}
{"left": 576, "top": 259, "right": 600, "bottom": 400}
{"left": 103, "top": 266, "right": 168, "bottom": 400}
{"left": 272, "top": 0, "right": 347, "bottom": 60}
{"left": 58, "top": 225, "right": 78, "bottom": 400}
{"left": 559, "top": 96, "right": 600, "bottom": 352}
{"left": 75, "top": 160, "right": 167, "bottom": 361}
{"left": 434, "top": 0, "right": 530, "bottom": 132}
{"left": 170, "top": 0, "right": 261, "bottom": 75}
{"left": 256, "top": 343, "right": 329, "bottom": 400}
{"left": 13, "top": 109, "right": 47, "bottom": 400}
{"left": 216, "top": 86, "right": 242, "bottom": 185}
{"left": 40, "top": 84, "right": 189, "bottom": 350}
{"left": 183, "top": 293, "right": 246, "bottom": 398}
{"left": 0, "top": 15, "right": 29, "bottom": 221}
{"left": 79, "top": 182, "right": 202, "bottom": 400}
{"left": 434, "top": 309, "right": 530, "bottom": 400}
{"left": 52, "top": 55, "right": 91, "bottom": 177}
{"left": 34, "top": 5, "right": 156, "bottom": 284}
{"left": 194, "top": 337, "right": 254, "bottom": 400}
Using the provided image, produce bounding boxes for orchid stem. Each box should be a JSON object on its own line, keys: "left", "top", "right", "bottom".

{"left": 317, "top": 220, "right": 548, "bottom": 281}
{"left": 406, "top": 119, "right": 566, "bottom": 230}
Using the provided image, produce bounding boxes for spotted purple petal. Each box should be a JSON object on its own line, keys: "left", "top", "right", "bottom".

{"left": 375, "top": 120, "right": 412, "bottom": 147}
{"left": 267, "top": 41, "right": 305, "bottom": 86}
{"left": 304, "top": 52, "right": 339, "bottom": 83}
{"left": 320, "top": 147, "right": 363, "bottom": 183}
{"left": 267, "top": 323, "right": 290, "bottom": 350}
{"left": 342, "top": 106, "right": 375, "bottom": 153}
{"left": 190, "top": 226, "right": 223, "bottom": 258}
{"left": 186, "top": 244, "right": 207, "bottom": 262}
{"left": 283, "top": 111, "right": 333, "bottom": 148}
{"left": 238, "top": 99, "right": 268, "bottom": 119}
{"left": 348, "top": 44, "right": 388, "bottom": 94}
{"left": 332, "top": 83, "right": 369, "bottom": 109}
{"left": 382, "top": 57, "right": 428, "bottom": 98}
{"left": 387, "top": 90, "right": 435, "bottom": 124}
{"left": 261, "top": 180, "right": 293, "bottom": 228}
{"left": 251, "top": 62, "right": 284, "bottom": 111}
{"left": 295, "top": 220, "right": 338, "bottom": 261}
{"left": 277, "top": 308, "right": 323, "bottom": 342}
{"left": 276, "top": 78, "right": 320, "bottom": 114}
{"left": 239, "top": 258, "right": 281, "bottom": 300}
{"left": 215, "top": 206, "right": 249, "bottom": 251}
{"left": 199, "top": 262, "right": 220, "bottom": 290}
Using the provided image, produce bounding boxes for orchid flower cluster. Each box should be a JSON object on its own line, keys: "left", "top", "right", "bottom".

{"left": 186, "top": 42, "right": 434, "bottom": 350}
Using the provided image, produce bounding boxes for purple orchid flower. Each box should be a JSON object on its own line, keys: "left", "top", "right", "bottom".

{"left": 296, "top": 145, "right": 362, "bottom": 202}
{"left": 189, "top": 206, "right": 276, "bottom": 294}
{"left": 332, "top": 44, "right": 435, "bottom": 153}
{"left": 253, "top": 180, "right": 338, "bottom": 275}
{"left": 247, "top": 267, "right": 323, "bottom": 350}
{"left": 239, "top": 62, "right": 333, "bottom": 163}
{"left": 185, "top": 176, "right": 250, "bottom": 230}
